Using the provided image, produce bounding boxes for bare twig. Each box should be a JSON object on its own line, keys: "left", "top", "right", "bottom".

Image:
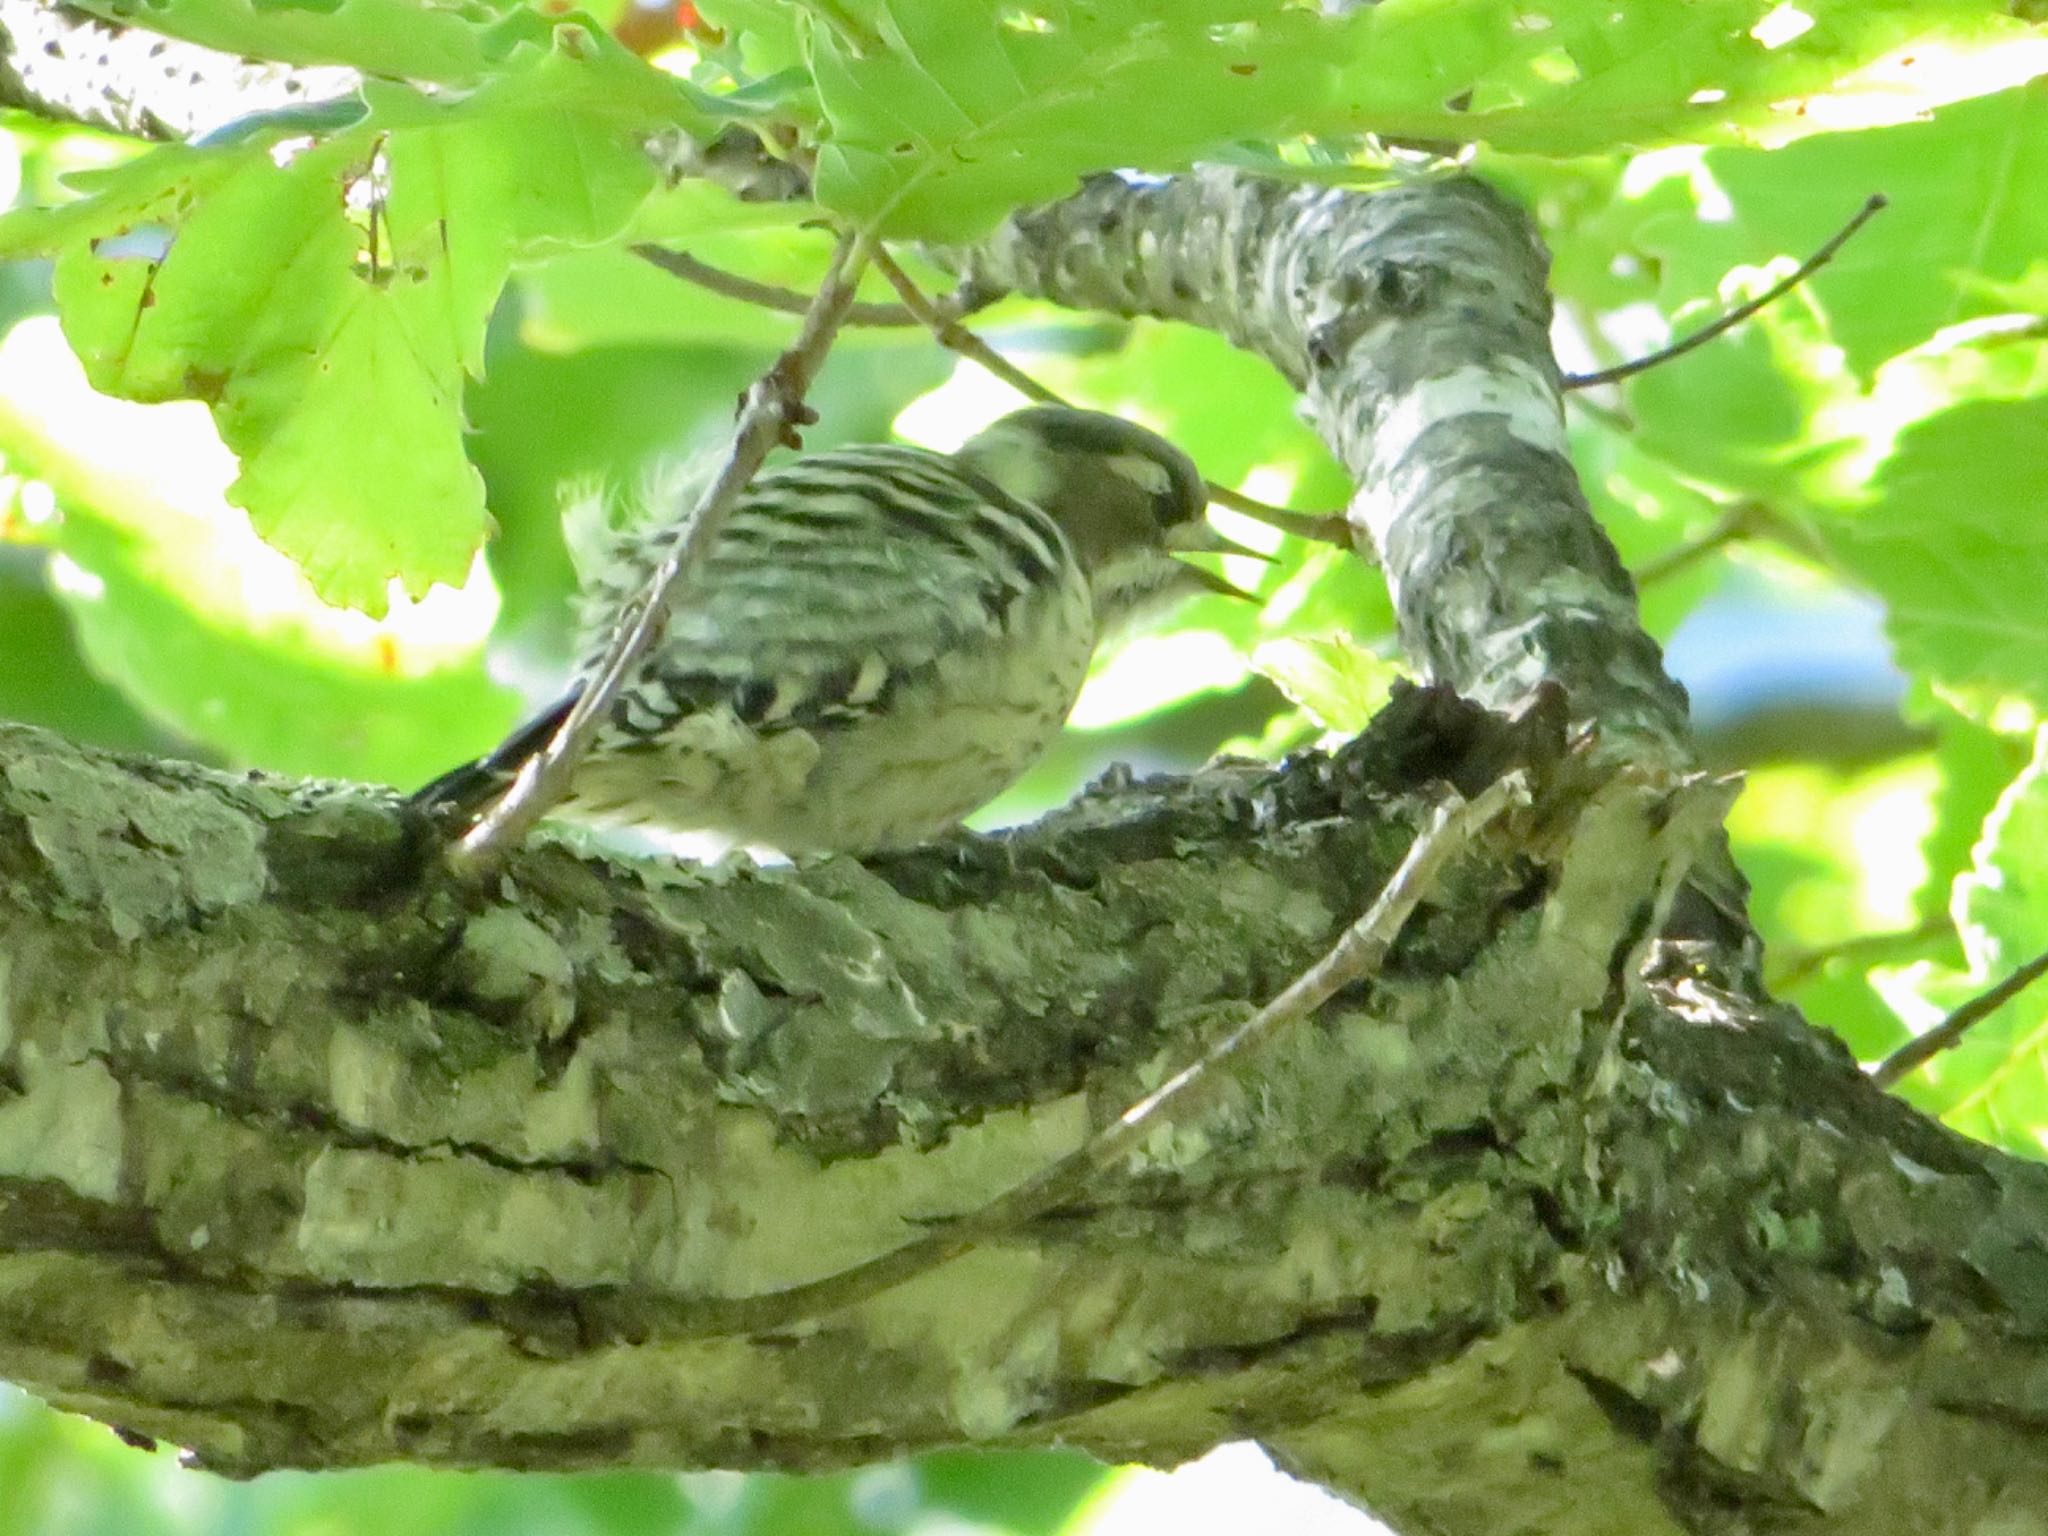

{"left": 1767, "top": 915, "right": 1950, "bottom": 992}
{"left": 868, "top": 244, "right": 1354, "bottom": 549}
{"left": 1562, "top": 390, "right": 1634, "bottom": 432}
{"left": 1564, "top": 194, "right": 1887, "bottom": 391}
{"left": 631, "top": 244, "right": 983, "bottom": 328}
{"left": 1634, "top": 502, "right": 1760, "bottom": 587}
{"left": 448, "top": 230, "right": 872, "bottom": 876}
{"left": 1205, "top": 484, "right": 1352, "bottom": 550}
{"left": 1634, "top": 499, "right": 1846, "bottom": 589}
{"left": 1871, "top": 946, "right": 2048, "bottom": 1089}
{"left": 597, "top": 773, "right": 1522, "bottom": 1339}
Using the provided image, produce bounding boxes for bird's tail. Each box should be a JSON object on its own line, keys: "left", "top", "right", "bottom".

{"left": 406, "top": 690, "right": 581, "bottom": 823}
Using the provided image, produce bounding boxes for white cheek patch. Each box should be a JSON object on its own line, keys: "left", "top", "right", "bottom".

{"left": 1106, "top": 455, "right": 1174, "bottom": 497}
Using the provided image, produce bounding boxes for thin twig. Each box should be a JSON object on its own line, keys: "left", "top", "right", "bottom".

{"left": 595, "top": 774, "right": 1521, "bottom": 1339}
{"left": 1634, "top": 502, "right": 1759, "bottom": 587}
{"left": 1635, "top": 499, "right": 1846, "bottom": 589}
{"left": 868, "top": 244, "right": 1353, "bottom": 549}
{"left": 1564, "top": 194, "right": 1887, "bottom": 391}
{"left": 1871, "top": 946, "right": 2048, "bottom": 1089}
{"left": 1562, "top": 389, "right": 1634, "bottom": 432}
{"left": 1207, "top": 483, "right": 1353, "bottom": 548}
{"left": 632, "top": 244, "right": 959, "bottom": 328}
{"left": 1767, "top": 915, "right": 1949, "bottom": 992}
{"left": 448, "top": 231, "right": 872, "bottom": 876}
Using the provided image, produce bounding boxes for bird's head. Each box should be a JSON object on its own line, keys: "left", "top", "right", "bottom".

{"left": 955, "top": 406, "right": 1255, "bottom": 629}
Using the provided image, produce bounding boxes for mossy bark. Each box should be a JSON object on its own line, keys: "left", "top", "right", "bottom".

{"left": 2, "top": 706, "right": 2047, "bottom": 1536}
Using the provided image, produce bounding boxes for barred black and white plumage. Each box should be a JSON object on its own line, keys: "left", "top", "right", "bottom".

{"left": 413, "top": 406, "right": 1236, "bottom": 853}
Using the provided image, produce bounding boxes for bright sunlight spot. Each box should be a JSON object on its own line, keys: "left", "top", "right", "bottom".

{"left": 1749, "top": 4, "right": 1815, "bottom": 51}
{"left": 1069, "top": 630, "right": 1249, "bottom": 731}
{"left": 1847, "top": 763, "right": 1937, "bottom": 929}
{"left": 894, "top": 357, "right": 1034, "bottom": 451}
{"left": 1620, "top": 146, "right": 1732, "bottom": 221}
{"left": 1730, "top": 757, "right": 1938, "bottom": 940}
{"left": 1072, "top": 1443, "right": 1387, "bottom": 1536}
{"left": 0, "top": 318, "right": 497, "bottom": 673}
{"left": 1766, "top": 35, "right": 2048, "bottom": 137}
{"left": 1812, "top": 313, "right": 2048, "bottom": 502}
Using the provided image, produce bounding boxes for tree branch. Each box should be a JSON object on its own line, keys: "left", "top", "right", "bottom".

{"left": 631, "top": 244, "right": 951, "bottom": 328}
{"left": 0, "top": 0, "right": 357, "bottom": 140}
{"left": 1873, "top": 945, "right": 2048, "bottom": 1089}
{"left": 3, "top": 703, "right": 2047, "bottom": 1532}
{"left": 1564, "top": 195, "right": 1887, "bottom": 391}
{"left": 446, "top": 231, "right": 869, "bottom": 875}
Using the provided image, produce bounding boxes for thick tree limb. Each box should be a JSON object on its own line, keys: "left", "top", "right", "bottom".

{"left": 3, "top": 702, "right": 2048, "bottom": 1534}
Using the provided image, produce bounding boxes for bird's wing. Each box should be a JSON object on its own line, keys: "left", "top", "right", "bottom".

{"left": 578, "top": 446, "right": 1083, "bottom": 736}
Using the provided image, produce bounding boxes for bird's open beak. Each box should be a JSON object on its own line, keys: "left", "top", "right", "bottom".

{"left": 1164, "top": 520, "right": 1277, "bottom": 560}
{"left": 1167, "top": 520, "right": 1270, "bottom": 602}
{"left": 1174, "top": 561, "right": 1260, "bottom": 601}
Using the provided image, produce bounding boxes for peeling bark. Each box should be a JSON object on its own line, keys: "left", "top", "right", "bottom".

{"left": 1, "top": 706, "right": 2046, "bottom": 1535}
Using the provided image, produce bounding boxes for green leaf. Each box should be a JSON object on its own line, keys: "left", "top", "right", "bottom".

{"left": 1914, "top": 693, "right": 2030, "bottom": 920}
{"left": 1828, "top": 393, "right": 2048, "bottom": 718}
{"left": 69, "top": 0, "right": 542, "bottom": 87}
{"left": 1578, "top": 89, "right": 2048, "bottom": 523}
{"left": 1895, "top": 727, "right": 2048, "bottom": 1155}
{"left": 697, "top": 0, "right": 813, "bottom": 79}
{"left": 1250, "top": 632, "right": 1401, "bottom": 735}
{"left": 1622, "top": 309, "right": 1845, "bottom": 502}
{"left": 1326, "top": 0, "right": 2048, "bottom": 157}
{"left": 522, "top": 218, "right": 922, "bottom": 353}
{"left": 1260, "top": 543, "right": 1396, "bottom": 645}
{"left": 1687, "top": 85, "right": 2048, "bottom": 376}
{"left": 1731, "top": 756, "right": 1944, "bottom": 955}
{"left": 5, "top": 28, "right": 692, "bottom": 613}
{"left": 0, "top": 317, "right": 517, "bottom": 785}
{"left": 805, "top": 0, "right": 1340, "bottom": 237}
{"left": 726, "top": 1470, "right": 896, "bottom": 1536}
{"left": 1784, "top": 961, "right": 1914, "bottom": 1066}
{"left": 547, "top": 1471, "right": 699, "bottom": 1536}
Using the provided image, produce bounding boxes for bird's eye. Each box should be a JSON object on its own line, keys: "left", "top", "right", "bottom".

{"left": 1103, "top": 450, "right": 1204, "bottom": 532}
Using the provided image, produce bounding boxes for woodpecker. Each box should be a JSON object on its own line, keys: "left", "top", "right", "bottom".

{"left": 413, "top": 406, "right": 1245, "bottom": 853}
